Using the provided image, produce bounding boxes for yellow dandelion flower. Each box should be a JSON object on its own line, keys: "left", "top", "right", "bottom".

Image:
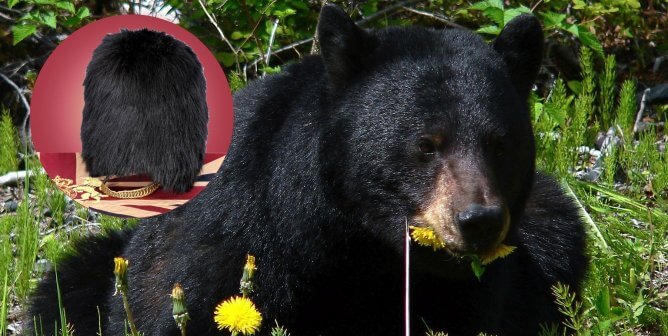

{"left": 113, "top": 257, "right": 128, "bottom": 277}
{"left": 113, "top": 257, "right": 129, "bottom": 294}
{"left": 214, "top": 296, "right": 262, "bottom": 335}
{"left": 409, "top": 226, "right": 446, "bottom": 251}
{"left": 480, "top": 244, "right": 516, "bottom": 265}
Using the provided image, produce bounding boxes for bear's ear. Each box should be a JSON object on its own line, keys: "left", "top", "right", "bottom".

{"left": 317, "top": 4, "right": 371, "bottom": 87}
{"left": 493, "top": 14, "right": 543, "bottom": 97}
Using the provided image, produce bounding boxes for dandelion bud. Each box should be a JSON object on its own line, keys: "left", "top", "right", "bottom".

{"left": 113, "top": 257, "right": 129, "bottom": 295}
{"left": 244, "top": 255, "right": 256, "bottom": 279}
{"left": 172, "top": 283, "right": 190, "bottom": 331}
{"left": 240, "top": 254, "right": 257, "bottom": 297}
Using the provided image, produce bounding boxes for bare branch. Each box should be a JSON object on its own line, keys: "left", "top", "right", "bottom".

{"left": 196, "top": 0, "right": 238, "bottom": 61}
{"left": 356, "top": 0, "right": 421, "bottom": 26}
{"left": 633, "top": 88, "right": 650, "bottom": 134}
{"left": 400, "top": 6, "right": 465, "bottom": 29}
{"left": 264, "top": 18, "right": 280, "bottom": 68}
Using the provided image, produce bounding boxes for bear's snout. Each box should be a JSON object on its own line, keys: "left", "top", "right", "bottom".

{"left": 456, "top": 204, "right": 510, "bottom": 253}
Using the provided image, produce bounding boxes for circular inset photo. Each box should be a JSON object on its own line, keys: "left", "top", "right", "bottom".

{"left": 31, "top": 15, "right": 233, "bottom": 218}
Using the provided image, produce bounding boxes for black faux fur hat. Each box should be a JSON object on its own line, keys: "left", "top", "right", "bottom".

{"left": 81, "top": 29, "right": 208, "bottom": 193}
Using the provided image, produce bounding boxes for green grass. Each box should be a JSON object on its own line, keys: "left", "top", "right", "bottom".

{"left": 529, "top": 47, "right": 668, "bottom": 335}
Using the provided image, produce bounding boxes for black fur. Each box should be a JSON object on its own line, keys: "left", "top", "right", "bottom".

{"left": 30, "top": 6, "right": 586, "bottom": 335}
{"left": 27, "top": 231, "right": 130, "bottom": 335}
{"left": 81, "top": 29, "right": 208, "bottom": 193}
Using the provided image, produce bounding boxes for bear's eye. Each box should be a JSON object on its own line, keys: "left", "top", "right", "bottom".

{"left": 417, "top": 137, "right": 437, "bottom": 155}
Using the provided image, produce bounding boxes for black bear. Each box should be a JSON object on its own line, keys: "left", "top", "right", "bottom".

{"left": 29, "top": 5, "right": 586, "bottom": 336}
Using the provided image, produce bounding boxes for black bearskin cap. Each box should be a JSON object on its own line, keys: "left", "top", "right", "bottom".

{"left": 81, "top": 29, "right": 208, "bottom": 193}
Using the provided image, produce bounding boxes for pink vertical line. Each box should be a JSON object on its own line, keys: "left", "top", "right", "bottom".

{"left": 405, "top": 218, "right": 410, "bottom": 336}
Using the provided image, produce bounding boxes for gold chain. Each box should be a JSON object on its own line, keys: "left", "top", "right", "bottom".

{"left": 99, "top": 180, "right": 161, "bottom": 199}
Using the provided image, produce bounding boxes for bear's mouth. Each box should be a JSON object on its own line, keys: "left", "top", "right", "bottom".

{"left": 410, "top": 205, "right": 511, "bottom": 256}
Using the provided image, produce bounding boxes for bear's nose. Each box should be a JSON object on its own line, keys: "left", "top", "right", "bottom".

{"left": 456, "top": 204, "right": 506, "bottom": 252}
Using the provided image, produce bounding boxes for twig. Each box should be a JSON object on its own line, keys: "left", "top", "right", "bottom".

{"left": 0, "top": 11, "right": 14, "bottom": 21}
{"left": 530, "top": 0, "right": 544, "bottom": 12}
{"left": 264, "top": 18, "right": 280, "bottom": 68}
{"left": 5, "top": 61, "right": 29, "bottom": 77}
{"left": 0, "top": 4, "right": 21, "bottom": 14}
{"left": 400, "top": 6, "right": 465, "bottom": 29}
{"left": 632, "top": 88, "right": 650, "bottom": 134}
{"left": 248, "top": 38, "right": 312, "bottom": 70}
{"left": 0, "top": 72, "right": 31, "bottom": 145}
{"left": 196, "top": 0, "right": 238, "bottom": 63}
{"left": 240, "top": 0, "right": 265, "bottom": 63}
{"left": 356, "top": 0, "right": 420, "bottom": 26}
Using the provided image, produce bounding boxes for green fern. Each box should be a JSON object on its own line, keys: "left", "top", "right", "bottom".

{"left": 614, "top": 80, "right": 637, "bottom": 144}
{"left": 551, "top": 282, "right": 586, "bottom": 334}
{"left": 270, "top": 321, "right": 291, "bottom": 336}
{"left": 598, "top": 55, "right": 616, "bottom": 129}
{"left": 0, "top": 110, "right": 18, "bottom": 175}
{"left": 15, "top": 199, "right": 39, "bottom": 301}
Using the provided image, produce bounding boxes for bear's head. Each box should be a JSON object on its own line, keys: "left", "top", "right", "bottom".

{"left": 318, "top": 5, "right": 543, "bottom": 259}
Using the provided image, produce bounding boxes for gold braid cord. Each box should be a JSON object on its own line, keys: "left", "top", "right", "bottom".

{"left": 99, "top": 180, "right": 161, "bottom": 199}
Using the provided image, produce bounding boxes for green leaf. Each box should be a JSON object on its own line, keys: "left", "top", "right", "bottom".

{"left": 503, "top": 7, "right": 531, "bottom": 26}
{"left": 76, "top": 6, "right": 90, "bottom": 20}
{"left": 261, "top": 65, "right": 282, "bottom": 75}
{"left": 273, "top": 8, "right": 296, "bottom": 18}
{"left": 470, "top": 257, "right": 486, "bottom": 280}
{"left": 34, "top": 0, "right": 56, "bottom": 4}
{"left": 230, "top": 31, "right": 245, "bottom": 40}
{"left": 40, "top": 11, "right": 57, "bottom": 29}
{"left": 572, "top": 0, "right": 587, "bottom": 9}
{"left": 288, "top": 1, "right": 308, "bottom": 11}
{"left": 470, "top": 1, "right": 492, "bottom": 11}
{"left": 540, "top": 11, "right": 566, "bottom": 29}
{"left": 595, "top": 319, "right": 612, "bottom": 333}
{"left": 62, "top": 16, "right": 80, "bottom": 27}
{"left": 567, "top": 80, "right": 583, "bottom": 95}
{"left": 361, "top": 1, "right": 378, "bottom": 15}
{"left": 12, "top": 24, "right": 37, "bottom": 45}
{"left": 19, "top": 11, "right": 34, "bottom": 21}
{"left": 215, "top": 52, "right": 237, "bottom": 67}
{"left": 8, "top": 0, "right": 20, "bottom": 9}
{"left": 483, "top": 7, "right": 504, "bottom": 26}
{"left": 610, "top": 306, "right": 625, "bottom": 316}
{"left": 476, "top": 25, "right": 501, "bottom": 35}
{"left": 566, "top": 23, "right": 580, "bottom": 36}
{"left": 594, "top": 288, "right": 611, "bottom": 317}
{"left": 632, "top": 294, "right": 645, "bottom": 319}
{"left": 487, "top": 0, "right": 504, "bottom": 9}
{"left": 577, "top": 30, "right": 604, "bottom": 58}
{"left": 55, "top": 1, "right": 76, "bottom": 13}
